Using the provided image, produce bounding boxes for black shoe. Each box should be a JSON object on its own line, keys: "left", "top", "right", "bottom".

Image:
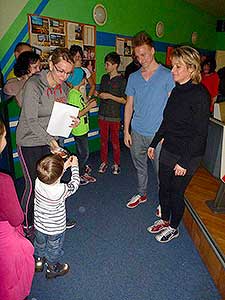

{"left": 66, "top": 219, "right": 76, "bottom": 229}
{"left": 23, "top": 225, "right": 34, "bottom": 243}
{"left": 46, "top": 262, "right": 70, "bottom": 279}
{"left": 35, "top": 257, "right": 46, "bottom": 272}
{"left": 23, "top": 224, "right": 34, "bottom": 236}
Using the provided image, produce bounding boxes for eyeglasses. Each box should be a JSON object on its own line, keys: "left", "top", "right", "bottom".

{"left": 54, "top": 64, "right": 72, "bottom": 76}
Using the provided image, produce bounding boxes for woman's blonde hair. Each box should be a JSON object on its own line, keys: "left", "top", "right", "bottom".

{"left": 37, "top": 154, "right": 64, "bottom": 185}
{"left": 171, "top": 46, "right": 201, "bottom": 84}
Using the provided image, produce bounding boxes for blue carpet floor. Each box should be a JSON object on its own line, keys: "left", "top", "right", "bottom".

{"left": 27, "top": 146, "right": 220, "bottom": 300}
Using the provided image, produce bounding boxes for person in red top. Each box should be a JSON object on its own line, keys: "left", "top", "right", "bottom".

{"left": 0, "top": 119, "right": 34, "bottom": 300}
{"left": 201, "top": 57, "right": 219, "bottom": 113}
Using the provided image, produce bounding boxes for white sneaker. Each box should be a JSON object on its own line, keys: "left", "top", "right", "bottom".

{"left": 147, "top": 219, "right": 169, "bottom": 234}
{"left": 112, "top": 164, "right": 120, "bottom": 175}
{"left": 155, "top": 226, "right": 179, "bottom": 243}
{"left": 98, "top": 162, "right": 108, "bottom": 173}
{"left": 126, "top": 194, "right": 147, "bottom": 209}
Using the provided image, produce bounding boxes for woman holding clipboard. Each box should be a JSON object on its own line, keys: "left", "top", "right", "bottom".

{"left": 16, "top": 48, "right": 79, "bottom": 237}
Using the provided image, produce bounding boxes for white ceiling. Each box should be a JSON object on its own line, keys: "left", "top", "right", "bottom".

{"left": 185, "top": 0, "right": 225, "bottom": 17}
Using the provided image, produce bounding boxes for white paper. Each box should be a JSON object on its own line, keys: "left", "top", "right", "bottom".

{"left": 47, "top": 102, "right": 79, "bottom": 138}
{"left": 116, "top": 38, "right": 124, "bottom": 56}
{"left": 84, "top": 25, "right": 95, "bottom": 46}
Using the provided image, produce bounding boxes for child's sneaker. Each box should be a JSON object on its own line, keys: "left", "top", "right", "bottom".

{"left": 98, "top": 162, "right": 108, "bottom": 173}
{"left": 111, "top": 164, "right": 120, "bottom": 175}
{"left": 85, "top": 165, "right": 92, "bottom": 175}
{"left": 126, "top": 194, "right": 147, "bottom": 208}
{"left": 82, "top": 174, "right": 96, "bottom": 183}
{"left": 23, "top": 224, "right": 34, "bottom": 241}
{"left": 46, "top": 262, "right": 70, "bottom": 279}
{"left": 155, "top": 226, "right": 179, "bottom": 243}
{"left": 66, "top": 219, "right": 76, "bottom": 229}
{"left": 79, "top": 176, "right": 89, "bottom": 186}
{"left": 147, "top": 219, "right": 169, "bottom": 234}
{"left": 35, "top": 257, "right": 46, "bottom": 272}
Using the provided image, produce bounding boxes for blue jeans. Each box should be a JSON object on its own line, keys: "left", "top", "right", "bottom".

{"left": 34, "top": 230, "right": 65, "bottom": 264}
{"left": 130, "top": 130, "right": 161, "bottom": 195}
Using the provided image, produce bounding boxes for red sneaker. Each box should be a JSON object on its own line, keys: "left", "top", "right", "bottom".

{"left": 147, "top": 219, "right": 169, "bottom": 234}
{"left": 85, "top": 165, "right": 92, "bottom": 175}
{"left": 82, "top": 174, "right": 96, "bottom": 183}
{"left": 126, "top": 194, "right": 147, "bottom": 209}
{"left": 98, "top": 162, "right": 108, "bottom": 174}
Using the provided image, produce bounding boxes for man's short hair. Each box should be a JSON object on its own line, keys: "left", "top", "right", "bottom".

{"left": 104, "top": 52, "right": 120, "bottom": 66}
{"left": 132, "top": 31, "right": 153, "bottom": 49}
{"left": 14, "top": 42, "right": 32, "bottom": 54}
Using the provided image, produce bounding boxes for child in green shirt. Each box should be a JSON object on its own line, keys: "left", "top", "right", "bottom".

{"left": 68, "top": 68, "right": 97, "bottom": 185}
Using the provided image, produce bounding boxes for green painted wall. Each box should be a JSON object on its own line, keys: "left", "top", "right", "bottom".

{"left": 37, "top": 0, "right": 218, "bottom": 56}
{"left": 216, "top": 32, "right": 225, "bottom": 50}
{"left": 0, "top": 0, "right": 219, "bottom": 78}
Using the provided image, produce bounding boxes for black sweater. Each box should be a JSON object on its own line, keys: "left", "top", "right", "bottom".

{"left": 98, "top": 74, "right": 126, "bottom": 121}
{"left": 150, "top": 80, "right": 210, "bottom": 169}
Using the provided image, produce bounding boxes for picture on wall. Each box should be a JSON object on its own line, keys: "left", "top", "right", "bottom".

{"left": 165, "top": 46, "right": 174, "bottom": 67}
{"left": 28, "top": 14, "right": 96, "bottom": 75}
{"left": 75, "top": 24, "right": 83, "bottom": 40}
{"left": 83, "top": 25, "right": 95, "bottom": 46}
{"left": 124, "top": 41, "right": 132, "bottom": 56}
{"left": 116, "top": 37, "right": 133, "bottom": 72}
{"left": 49, "top": 19, "right": 65, "bottom": 35}
{"left": 50, "top": 34, "right": 65, "bottom": 47}
{"left": 30, "top": 16, "right": 49, "bottom": 35}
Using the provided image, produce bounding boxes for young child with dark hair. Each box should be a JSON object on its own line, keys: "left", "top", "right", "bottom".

{"left": 34, "top": 153, "right": 80, "bottom": 279}
{"left": 69, "top": 44, "right": 96, "bottom": 101}
{"left": 97, "top": 52, "right": 127, "bottom": 175}
{"left": 68, "top": 67, "right": 97, "bottom": 185}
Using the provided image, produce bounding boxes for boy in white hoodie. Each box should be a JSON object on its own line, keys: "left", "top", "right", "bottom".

{"left": 34, "top": 154, "right": 80, "bottom": 279}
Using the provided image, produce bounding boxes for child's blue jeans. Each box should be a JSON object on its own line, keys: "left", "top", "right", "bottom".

{"left": 34, "top": 229, "right": 65, "bottom": 264}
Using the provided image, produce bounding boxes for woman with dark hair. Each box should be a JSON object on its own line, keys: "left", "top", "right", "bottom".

{"left": 0, "top": 119, "right": 34, "bottom": 300}
{"left": 201, "top": 57, "right": 219, "bottom": 113}
{"left": 4, "top": 51, "right": 41, "bottom": 107}
{"left": 14, "top": 51, "right": 41, "bottom": 78}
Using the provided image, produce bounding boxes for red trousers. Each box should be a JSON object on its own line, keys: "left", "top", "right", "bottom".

{"left": 99, "top": 119, "right": 120, "bottom": 165}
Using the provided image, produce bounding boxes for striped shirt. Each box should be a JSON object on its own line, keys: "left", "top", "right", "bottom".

{"left": 34, "top": 166, "right": 80, "bottom": 235}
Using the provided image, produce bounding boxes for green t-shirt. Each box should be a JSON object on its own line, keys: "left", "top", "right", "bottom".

{"left": 68, "top": 89, "right": 89, "bottom": 136}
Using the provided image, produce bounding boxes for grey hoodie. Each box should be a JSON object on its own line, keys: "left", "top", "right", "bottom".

{"left": 16, "top": 69, "right": 70, "bottom": 147}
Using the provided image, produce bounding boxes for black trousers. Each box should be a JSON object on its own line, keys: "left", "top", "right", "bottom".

{"left": 74, "top": 133, "right": 89, "bottom": 176}
{"left": 159, "top": 148, "right": 201, "bottom": 229}
{"left": 17, "top": 145, "right": 50, "bottom": 227}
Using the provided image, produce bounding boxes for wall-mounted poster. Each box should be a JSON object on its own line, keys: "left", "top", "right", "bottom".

{"left": 165, "top": 46, "right": 174, "bottom": 67}
{"left": 116, "top": 37, "right": 133, "bottom": 72}
{"left": 28, "top": 14, "right": 96, "bottom": 75}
